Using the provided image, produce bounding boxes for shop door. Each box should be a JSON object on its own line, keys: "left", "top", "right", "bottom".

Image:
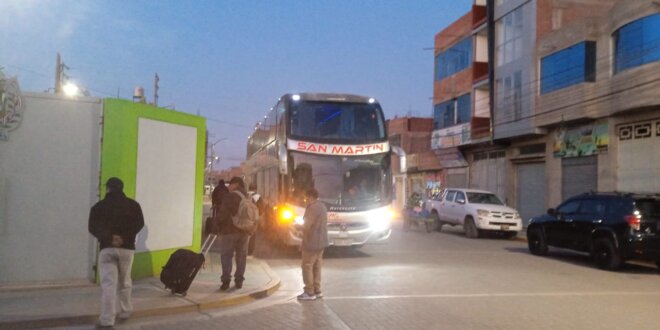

{"left": 516, "top": 163, "right": 546, "bottom": 226}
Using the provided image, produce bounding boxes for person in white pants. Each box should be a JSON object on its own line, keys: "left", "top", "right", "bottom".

{"left": 89, "top": 177, "right": 144, "bottom": 328}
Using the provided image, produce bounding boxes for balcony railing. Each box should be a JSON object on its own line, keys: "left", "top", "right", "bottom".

{"left": 473, "top": 61, "right": 489, "bottom": 82}
{"left": 472, "top": 4, "right": 487, "bottom": 28}
{"left": 471, "top": 117, "right": 491, "bottom": 140}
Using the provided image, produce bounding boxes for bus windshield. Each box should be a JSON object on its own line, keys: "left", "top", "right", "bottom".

{"left": 289, "top": 101, "right": 386, "bottom": 142}
{"left": 290, "top": 152, "right": 391, "bottom": 208}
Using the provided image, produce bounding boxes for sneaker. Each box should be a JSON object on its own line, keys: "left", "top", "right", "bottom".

{"left": 220, "top": 282, "right": 230, "bottom": 291}
{"left": 297, "top": 292, "right": 317, "bottom": 301}
{"left": 117, "top": 312, "right": 132, "bottom": 322}
{"left": 314, "top": 291, "right": 323, "bottom": 298}
{"left": 235, "top": 281, "right": 243, "bottom": 289}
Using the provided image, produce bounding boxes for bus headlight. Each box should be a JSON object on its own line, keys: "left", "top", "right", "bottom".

{"left": 279, "top": 207, "right": 296, "bottom": 225}
{"left": 367, "top": 208, "right": 394, "bottom": 232}
{"left": 294, "top": 215, "right": 304, "bottom": 226}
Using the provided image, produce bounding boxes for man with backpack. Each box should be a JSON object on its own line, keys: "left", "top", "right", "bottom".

{"left": 213, "top": 176, "right": 258, "bottom": 290}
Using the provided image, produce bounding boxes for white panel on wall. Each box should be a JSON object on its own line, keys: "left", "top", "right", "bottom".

{"left": 135, "top": 118, "right": 197, "bottom": 252}
{"left": 0, "top": 93, "right": 102, "bottom": 284}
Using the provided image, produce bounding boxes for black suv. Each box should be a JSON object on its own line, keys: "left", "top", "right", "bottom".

{"left": 526, "top": 192, "right": 660, "bottom": 270}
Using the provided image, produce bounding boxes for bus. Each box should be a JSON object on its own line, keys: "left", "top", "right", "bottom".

{"left": 244, "top": 93, "right": 394, "bottom": 247}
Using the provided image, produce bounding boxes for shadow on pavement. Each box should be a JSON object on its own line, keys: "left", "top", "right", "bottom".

{"left": 324, "top": 246, "right": 371, "bottom": 259}
{"left": 506, "top": 247, "right": 659, "bottom": 274}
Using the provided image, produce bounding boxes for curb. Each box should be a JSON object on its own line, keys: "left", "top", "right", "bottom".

{"left": 0, "top": 260, "right": 281, "bottom": 330}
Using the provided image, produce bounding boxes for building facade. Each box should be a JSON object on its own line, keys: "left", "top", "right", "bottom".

{"left": 388, "top": 117, "right": 442, "bottom": 210}
{"left": 433, "top": 0, "right": 660, "bottom": 225}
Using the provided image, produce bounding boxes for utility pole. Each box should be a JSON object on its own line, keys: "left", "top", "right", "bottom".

{"left": 54, "top": 53, "right": 70, "bottom": 94}
{"left": 54, "top": 53, "right": 62, "bottom": 93}
{"left": 154, "top": 73, "right": 159, "bottom": 107}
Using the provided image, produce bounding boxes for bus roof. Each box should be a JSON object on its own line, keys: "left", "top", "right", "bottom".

{"left": 281, "top": 93, "right": 378, "bottom": 104}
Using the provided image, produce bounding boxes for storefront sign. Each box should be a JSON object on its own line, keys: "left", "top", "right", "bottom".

{"left": 288, "top": 139, "right": 390, "bottom": 156}
{"left": 0, "top": 75, "right": 23, "bottom": 141}
{"left": 553, "top": 120, "right": 608, "bottom": 158}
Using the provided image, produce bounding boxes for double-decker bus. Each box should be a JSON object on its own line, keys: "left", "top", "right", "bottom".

{"left": 244, "top": 93, "right": 394, "bottom": 247}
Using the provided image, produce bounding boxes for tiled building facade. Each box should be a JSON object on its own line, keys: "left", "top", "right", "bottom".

{"left": 433, "top": 0, "right": 660, "bottom": 224}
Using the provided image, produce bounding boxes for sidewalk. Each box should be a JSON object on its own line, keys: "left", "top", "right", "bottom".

{"left": 0, "top": 253, "right": 280, "bottom": 329}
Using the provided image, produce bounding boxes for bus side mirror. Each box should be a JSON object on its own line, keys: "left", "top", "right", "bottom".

{"left": 278, "top": 143, "right": 288, "bottom": 175}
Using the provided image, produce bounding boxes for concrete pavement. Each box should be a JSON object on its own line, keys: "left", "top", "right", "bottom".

{"left": 0, "top": 252, "right": 280, "bottom": 329}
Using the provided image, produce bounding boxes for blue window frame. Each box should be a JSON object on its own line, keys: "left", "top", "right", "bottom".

{"left": 433, "top": 93, "right": 471, "bottom": 129}
{"left": 540, "top": 41, "right": 596, "bottom": 94}
{"left": 614, "top": 13, "right": 660, "bottom": 73}
{"left": 435, "top": 38, "right": 473, "bottom": 81}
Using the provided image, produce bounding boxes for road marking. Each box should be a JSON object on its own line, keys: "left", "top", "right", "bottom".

{"left": 325, "top": 291, "right": 660, "bottom": 300}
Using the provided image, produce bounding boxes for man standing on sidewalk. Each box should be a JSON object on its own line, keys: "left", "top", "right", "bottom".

{"left": 214, "top": 176, "right": 251, "bottom": 290}
{"left": 297, "top": 188, "right": 329, "bottom": 301}
{"left": 88, "top": 177, "right": 144, "bottom": 328}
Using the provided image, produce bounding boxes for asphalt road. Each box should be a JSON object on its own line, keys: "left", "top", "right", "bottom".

{"left": 85, "top": 221, "right": 660, "bottom": 330}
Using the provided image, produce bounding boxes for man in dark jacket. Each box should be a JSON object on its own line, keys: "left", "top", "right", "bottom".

{"left": 214, "top": 176, "right": 250, "bottom": 290}
{"left": 212, "top": 179, "right": 228, "bottom": 213}
{"left": 207, "top": 179, "right": 228, "bottom": 236}
{"left": 297, "top": 188, "right": 329, "bottom": 301}
{"left": 88, "top": 177, "right": 144, "bottom": 328}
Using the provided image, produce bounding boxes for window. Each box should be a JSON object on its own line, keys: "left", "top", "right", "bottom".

{"left": 557, "top": 200, "right": 580, "bottom": 214}
{"left": 614, "top": 13, "right": 660, "bottom": 73}
{"left": 435, "top": 37, "right": 473, "bottom": 81}
{"left": 496, "top": 7, "right": 524, "bottom": 66}
{"left": 289, "top": 101, "right": 386, "bottom": 142}
{"left": 579, "top": 199, "right": 606, "bottom": 217}
{"left": 433, "top": 93, "right": 472, "bottom": 129}
{"left": 541, "top": 42, "right": 596, "bottom": 94}
{"left": 455, "top": 191, "right": 466, "bottom": 204}
{"left": 289, "top": 152, "right": 390, "bottom": 208}
{"left": 496, "top": 71, "right": 522, "bottom": 119}
{"left": 445, "top": 190, "right": 457, "bottom": 202}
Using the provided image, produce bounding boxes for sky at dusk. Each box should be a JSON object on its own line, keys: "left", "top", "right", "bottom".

{"left": 0, "top": 0, "right": 472, "bottom": 169}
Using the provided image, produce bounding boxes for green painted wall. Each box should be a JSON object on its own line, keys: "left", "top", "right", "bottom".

{"left": 101, "top": 99, "right": 206, "bottom": 279}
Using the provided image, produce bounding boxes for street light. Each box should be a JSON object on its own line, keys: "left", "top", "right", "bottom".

{"left": 62, "top": 82, "right": 80, "bottom": 97}
{"left": 207, "top": 138, "right": 227, "bottom": 185}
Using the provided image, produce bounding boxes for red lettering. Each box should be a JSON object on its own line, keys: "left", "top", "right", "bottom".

{"left": 297, "top": 141, "right": 306, "bottom": 150}
{"left": 364, "top": 145, "right": 372, "bottom": 153}
{"left": 344, "top": 146, "right": 354, "bottom": 154}
{"left": 355, "top": 146, "right": 364, "bottom": 154}
{"left": 374, "top": 144, "right": 383, "bottom": 151}
{"left": 318, "top": 144, "right": 327, "bottom": 153}
{"left": 332, "top": 146, "right": 344, "bottom": 154}
{"left": 307, "top": 143, "right": 317, "bottom": 152}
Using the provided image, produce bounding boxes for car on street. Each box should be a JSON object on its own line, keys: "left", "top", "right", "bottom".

{"left": 425, "top": 188, "right": 523, "bottom": 238}
{"left": 526, "top": 192, "right": 660, "bottom": 270}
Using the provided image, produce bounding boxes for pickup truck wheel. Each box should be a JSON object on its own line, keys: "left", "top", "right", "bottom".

{"left": 464, "top": 217, "right": 479, "bottom": 239}
{"left": 592, "top": 238, "right": 622, "bottom": 270}
{"left": 527, "top": 228, "right": 548, "bottom": 256}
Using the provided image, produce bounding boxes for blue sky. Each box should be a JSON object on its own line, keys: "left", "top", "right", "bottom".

{"left": 0, "top": 0, "right": 471, "bottom": 169}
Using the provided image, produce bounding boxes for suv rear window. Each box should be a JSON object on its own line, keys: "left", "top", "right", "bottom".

{"left": 635, "top": 199, "right": 660, "bottom": 222}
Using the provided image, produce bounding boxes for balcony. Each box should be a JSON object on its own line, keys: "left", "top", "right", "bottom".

{"left": 473, "top": 61, "right": 488, "bottom": 82}
{"left": 472, "top": 4, "right": 487, "bottom": 28}
{"left": 471, "top": 117, "right": 491, "bottom": 140}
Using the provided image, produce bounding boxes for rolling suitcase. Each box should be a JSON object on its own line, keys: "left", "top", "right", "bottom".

{"left": 160, "top": 234, "right": 217, "bottom": 295}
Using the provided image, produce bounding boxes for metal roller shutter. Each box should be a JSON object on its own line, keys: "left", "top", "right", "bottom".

{"left": 561, "top": 156, "right": 597, "bottom": 200}
{"left": 516, "top": 163, "right": 546, "bottom": 226}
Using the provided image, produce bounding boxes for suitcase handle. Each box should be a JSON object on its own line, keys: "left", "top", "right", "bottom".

{"left": 201, "top": 234, "right": 217, "bottom": 256}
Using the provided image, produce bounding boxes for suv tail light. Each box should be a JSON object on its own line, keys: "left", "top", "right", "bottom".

{"left": 625, "top": 212, "right": 641, "bottom": 231}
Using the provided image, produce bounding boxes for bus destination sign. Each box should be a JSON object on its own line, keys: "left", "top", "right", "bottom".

{"left": 288, "top": 139, "right": 390, "bottom": 156}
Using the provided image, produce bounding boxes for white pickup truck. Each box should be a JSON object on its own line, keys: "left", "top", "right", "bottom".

{"left": 424, "top": 188, "right": 522, "bottom": 239}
